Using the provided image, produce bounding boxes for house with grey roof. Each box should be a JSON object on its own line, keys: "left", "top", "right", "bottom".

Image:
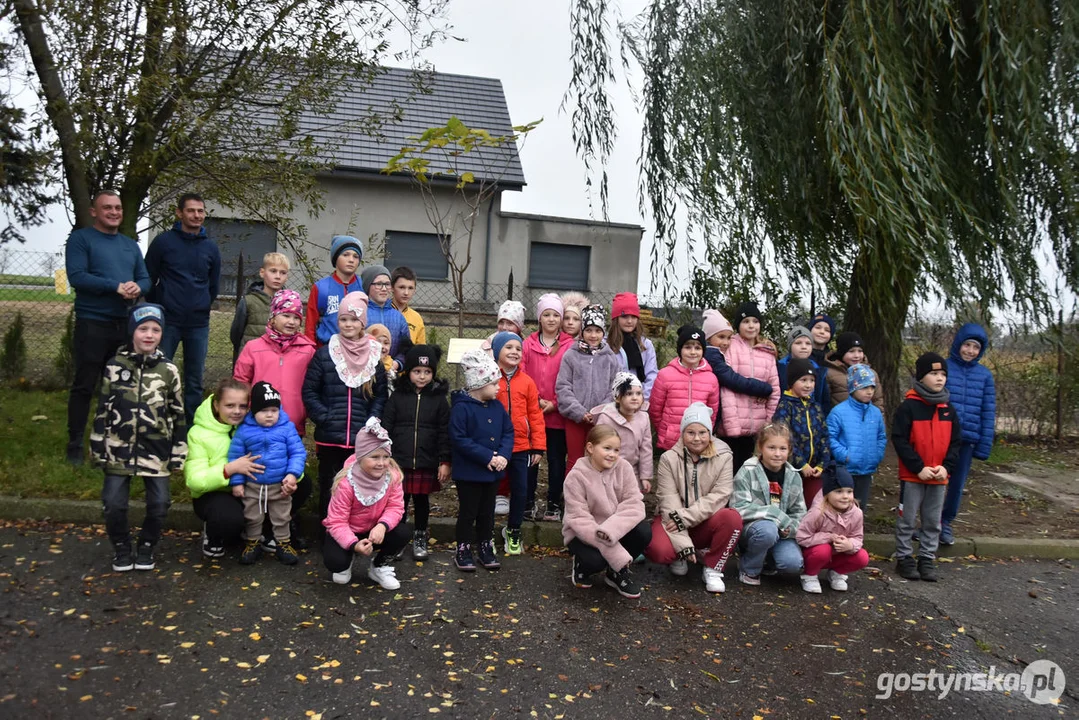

{"left": 207, "top": 66, "right": 643, "bottom": 313}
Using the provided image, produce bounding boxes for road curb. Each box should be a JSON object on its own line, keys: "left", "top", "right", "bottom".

{"left": 2, "top": 496, "right": 1077, "bottom": 559}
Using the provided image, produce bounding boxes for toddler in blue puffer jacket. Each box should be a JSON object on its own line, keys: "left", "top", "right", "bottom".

{"left": 229, "top": 381, "right": 308, "bottom": 566}
{"left": 826, "top": 365, "right": 887, "bottom": 510}
{"left": 941, "top": 323, "right": 996, "bottom": 545}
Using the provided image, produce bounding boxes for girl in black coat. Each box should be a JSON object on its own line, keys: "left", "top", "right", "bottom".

{"left": 382, "top": 345, "right": 451, "bottom": 560}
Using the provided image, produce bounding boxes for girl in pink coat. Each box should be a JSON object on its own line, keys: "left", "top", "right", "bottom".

{"left": 234, "top": 289, "right": 317, "bottom": 436}
{"left": 322, "top": 419, "right": 411, "bottom": 589}
{"left": 717, "top": 302, "right": 780, "bottom": 470}
{"left": 649, "top": 325, "right": 720, "bottom": 450}
{"left": 795, "top": 465, "right": 869, "bottom": 593}
{"left": 593, "top": 372, "right": 653, "bottom": 493}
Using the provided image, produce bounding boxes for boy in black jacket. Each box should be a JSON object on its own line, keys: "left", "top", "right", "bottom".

{"left": 382, "top": 345, "right": 451, "bottom": 560}
{"left": 892, "top": 353, "right": 961, "bottom": 582}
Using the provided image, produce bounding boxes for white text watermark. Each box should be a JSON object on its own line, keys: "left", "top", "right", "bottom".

{"left": 875, "top": 661, "right": 1064, "bottom": 705}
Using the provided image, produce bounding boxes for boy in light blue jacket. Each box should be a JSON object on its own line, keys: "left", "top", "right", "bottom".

{"left": 826, "top": 365, "right": 887, "bottom": 510}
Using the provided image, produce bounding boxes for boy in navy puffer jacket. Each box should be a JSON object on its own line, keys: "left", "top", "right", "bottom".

{"left": 827, "top": 365, "right": 887, "bottom": 510}
{"left": 229, "top": 382, "right": 308, "bottom": 565}
{"left": 941, "top": 324, "right": 996, "bottom": 545}
{"left": 772, "top": 358, "right": 830, "bottom": 506}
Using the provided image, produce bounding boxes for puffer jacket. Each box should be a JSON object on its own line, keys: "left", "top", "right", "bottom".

{"left": 521, "top": 331, "right": 574, "bottom": 430}
{"left": 323, "top": 461, "right": 405, "bottom": 550}
{"left": 718, "top": 335, "right": 780, "bottom": 437}
{"left": 703, "top": 346, "right": 773, "bottom": 432}
{"left": 555, "top": 343, "right": 621, "bottom": 423}
{"left": 229, "top": 281, "right": 272, "bottom": 358}
{"left": 90, "top": 348, "right": 187, "bottom": 478}
{"left": 823, "top": 356, "right": 885, "bottom": 412}
{"left": 655, "top": 437, "right": 736, "bottom": 558}
{"left": 772, "top": 391, "right": 831, "bottom": 470}
{"left": 449, "top": 391, "right": 515, "bottom": 483}
{"left": 185, "top": 395, "right": 238, "bottom": 499}
{"left": 795, "top": 498, "right": 864, "bottom": 551}
{"left": 615, "top": 335, "right": 659, "bottom": 399}
{"left": 827, "top": 396, "right": 887, "bottom": 475}
{"left": 777, "top": 354, "right": 832, "bottom": 409}
{"left": 366, "top": 298, "right": 412, "bottom": 369}
{"left": 731, "top": 456, "right": 806, "bottom": 534}
{"left": 233, "top": 333, "right": 317, "bottom": 435}
{"left": 227, "top": 410, "right": 307, "bottom": 486}
{"left": 302, "top": 344, "right": 389, "bottom": 447}
{"left": 562, "top": 456, "right": 646, "bottom": 571}
{"left": 382, "top": 378, "right": 451, "bottom": 470}
{"left": 649, "top": 359, "right": 720, "bottom": 450}
{"left": 946, "top": 323, "right": 996, "bottom": 459}
{"left": 497, "top": 369, "right": 547, "bottom": 454}
{"left": 592, "top": 402, "right": 653, "bottom": 486}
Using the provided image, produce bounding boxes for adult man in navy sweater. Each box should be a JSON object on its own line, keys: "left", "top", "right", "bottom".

{"left": 146, "top": 193, "right": 221, "bottom": 425}
{"left": 65, "top": 190, "right": 151, "bottom": 465}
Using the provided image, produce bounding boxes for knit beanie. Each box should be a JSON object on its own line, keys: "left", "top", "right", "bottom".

{"left": 536, "top": 293, "right": 563, "bottom": 319}
{"left": 128, "top": 303, "right": 165, "bottom": 336}
{"left": 560, "top": 291, "right": 588, "bottom": 318}
{"left": 611, "top": 371, "right": 642, "bottom": 398}
{"left": 847, "top": 363, "right": 876, "bottom": 394}
{"left": 808, "top": 313, "right": 836, "bottom": 338}
{"left": 734, "top": 301, "right": 760, "bottom": 326}
{"left": 270, "top": 289, "right": 304, "bottom": 318}
{"left": 461, "top": 349, "right": 500, "bottom": 391}
{"left": 834, "top": 331, "right": 864, "bottom": 359}
{"left": 915, "top": 352, "right": 948, "bottom": 381}
{"left": 822, "top": 464, "right": 855, "bottom": 497}
{"left": 353, "top": 417, "right": 392, "bottom": 459}
{"left": 250, "top": 381, "right": 282, "bottom": 414}
{"left": 611, "top": 292, "right": 641, "bottom": 319}
{"left": 337, "top": 291, "right": 369, "bottom": 325}
{"left": 677, "top": 325, "right": 705, "bottom": 354}
{"left": 497, "top": 300, "right": 526, "bottom": 334}
{"left": 330, "top": 235, "right": 363, "bottom": 265}
{"left": 786, "top": 357, "right": 816, "bottom": 387}
{"left": 581, "top": 304, "right": 606, "bottom": 332}
{"left": 702, "top": 309, "right": 733, "bottom": 340}
{"left": 405, "top": 344, "right": 441, "bottom": 374}
{"left": 491, "top": 331, "right": 522, "bottom": 362}
{"left": 785, "top": 325, "right": 813, "bottom": 352}
{"left": 680, "top": 401, "right": 713, "bottom": 434}
{"left": 360, "top": 264, "right": 391, "bottom": 295}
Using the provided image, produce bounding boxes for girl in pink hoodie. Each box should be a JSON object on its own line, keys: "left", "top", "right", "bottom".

{"left": 717, "top": 301, "right": 780, "bottom": 470}
{"left": 795, "top": 465, "right": 869, "bottom": 593}
{"left": 649, "top": 325, "right": 720, "bottom": 450}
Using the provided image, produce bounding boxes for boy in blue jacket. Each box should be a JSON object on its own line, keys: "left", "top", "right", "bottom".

{"left": 941, "top": 324, "right": 996, "bottom": 545}
{"left": 229, "top": 382, "right": 307, "bottom": 566}
{"left": 450, "top": 350, "right": 515, "bottom": 573}
{"left": 777, "top": 326, "right": 832, "bottom": 410}
{"left": 827, "top": 365, "right": 887, "bottom": 510}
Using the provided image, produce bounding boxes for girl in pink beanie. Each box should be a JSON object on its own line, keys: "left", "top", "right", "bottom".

{"left": 609, "top": 292, "right": 658, "bottom": 400}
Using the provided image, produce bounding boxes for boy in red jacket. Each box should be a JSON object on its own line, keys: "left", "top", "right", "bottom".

{"left": 892, "top": 353, "right": 960, "bottom": 582}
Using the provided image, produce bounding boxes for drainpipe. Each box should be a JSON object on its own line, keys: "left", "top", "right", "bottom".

{"left": 483, "top": 191, "right": 497, "bottom": 301}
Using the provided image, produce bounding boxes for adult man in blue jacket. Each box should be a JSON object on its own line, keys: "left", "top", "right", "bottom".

{"left": 146, "top": 193, "right": 221, "bottom": 425}
{"left": 65, "top": 190, "right": 151, "bottom": 465}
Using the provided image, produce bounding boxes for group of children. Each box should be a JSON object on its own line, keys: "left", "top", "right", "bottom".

{"left": 89, "top": 237, "right": 996, "bottom": 598}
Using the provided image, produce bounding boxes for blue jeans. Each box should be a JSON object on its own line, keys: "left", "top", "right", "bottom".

{"left": 506, "top": 452, "right": 530, "bottom": 529}
{"left": 738, "top": 520, "right": 803, "bottom": 577}
{"left": 942, "top": 442, "right": 976, "bottom": 524}
{"left": 160, "top": 324, "right": 210, "bottom": 426}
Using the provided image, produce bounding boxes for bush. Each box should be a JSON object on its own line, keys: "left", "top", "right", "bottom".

{"left": 1, "top": 312, "right": 28, "bottom": 382}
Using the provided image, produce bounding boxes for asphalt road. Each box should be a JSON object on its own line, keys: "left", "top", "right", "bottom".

{"left": 0, "top": 522, "right": 1073, "bottom": 719}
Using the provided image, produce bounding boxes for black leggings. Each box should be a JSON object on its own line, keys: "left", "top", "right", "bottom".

{"left": 567, "top": 520, "right": 652, "bottom": 575}
{"left": 192, "top": 491, "right": 245, "bottom": 546}
{"left": 404, "top": 494, "right": 430, "bottom": 532}
{"left": 455, "top": 481, "right": 496, "bottom": 545}
{"left": 322, "top": 522, "right": 411, "bottom": 572}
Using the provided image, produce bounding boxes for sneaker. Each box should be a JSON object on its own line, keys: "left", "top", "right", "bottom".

{"left": 477, "top": 540, "right": 501, "bottom": 570}
{"left": 542, "top": 506, "right": 562, "bottom": 522}
{"left": 202, "top": 524, "right": 225, "bottom": 559}
{"left": 670, "top": 558, "right": 689, "bottom": 576}
{"left": 240, "top": 538, "right": 263, "bottom": 565}
{"left": 112, "top": 544, "right": 134, "bottom": 572}
{"left": 739, "top": 572, "right": 761, "bottom": 586}
{"left": 367, "top": 563, "right": 401, "bottom": 590}
{"left": 494, "top": 495, "right": 510, "bottom": 515}
{"left": 275, "top": 541, "right": 299, "bottom": 565}
{"left": 289, "top": 520, "right": 309, "bottom": 551}
{"left": 571, "top": 556, "right": 593, "bottom": 588}
{"left": 800, "top": 573, "right": 822, "bottom": 593}
{"left": 940, "top": 522, "right": 955, "bottom": 546}
{"left": 827, "top": 570, "right": 849, "bottom": 592}
{"left": 896, "top": 555, "right": 920, "bottom": 580}
{"left": 332, "top": 563, "right": 353, "bottom": 585}
{"left": 502, "top": 527, "right": 522, "bottom": 556}
{"left": 523, "top": 504, "right": 539, "bottom": 522}
{"left": 412, "top": 530, "right": 429, "bottom": 560}
{"left": 703, "top": 566, "right": 725, "bottom": 593}
{"left": 134, "top": 542, "right": 156, "bottom": 571}
{"left": 454, "top": 542, "right": 476, "bottom": 572}
{"left": 260, "top": 535, "right": 278, "bottom": 553}
{"left": 917, "top": 556, "right": 938, "bottom": 582}
{"left": 604, "top": 566, "right": 642, "bottom": 599}
{"left": 65, "top": 441, "right": 84, "bottom": 466}
{"left": 633, "top": 553, "right": 646, "bottom": 565}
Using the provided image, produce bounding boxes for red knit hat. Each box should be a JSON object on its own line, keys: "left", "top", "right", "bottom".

{"left": 611, "top": 292, "right": 641, "bottom": 319}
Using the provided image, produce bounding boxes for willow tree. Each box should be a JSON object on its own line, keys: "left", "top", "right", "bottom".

{"left": 568, "top": 1, "right": 1079, "bottom": 407}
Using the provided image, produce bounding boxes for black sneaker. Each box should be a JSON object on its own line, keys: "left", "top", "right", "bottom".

{"left": 289, "top": 520, "right": 309, "bottom": 551}
{"left": 412, "top": 530, "right": 429, "bottom": 560}
{"left": 202, "top": 524, "right": 225, "bottom": 559}
{"left": 134, "top": 542, "right": 155, "bottom": 571}
{"left": 896, "top": 555, "right": 920, "bottom": 580}
{"left": 604, "top": 566, "right": 642, "bottom": 599}
{"left": 917, "top": 557, "right": 938, "bottom": 582}
{"left": 112, "top": 544, "right": 134, "bottom": 572}
{"left": 571, "top": 556, "right": 593, "bottom": 588}
{"left": 65, "top": 441, "right": 84, "bottom": 466}
{"left": 477, "top": 540, "right": 501, "bottom": 570}
{"left": 240, "top": 538, "right": 263, "bottom": 565}
{"left": 275, "top": 541, "right": 299, "bottom": 566}
{"left": 454, "top": 542, "right": 476, "bottom": 572}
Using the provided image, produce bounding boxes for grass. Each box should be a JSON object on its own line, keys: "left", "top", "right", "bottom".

{"left": 0, "top": 273, "right": 54, "bottom": 287}
{"left": 0, "top": 288, "right": 72, "bottom": 303}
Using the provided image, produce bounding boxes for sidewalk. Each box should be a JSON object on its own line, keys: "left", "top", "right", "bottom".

{"left": 3, "top": 495, "right": 1077, "bottom": 559}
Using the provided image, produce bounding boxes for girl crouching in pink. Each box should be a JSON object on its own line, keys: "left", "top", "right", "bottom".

{"left": 795, "top": 464, "right": 869, "bottom": 593}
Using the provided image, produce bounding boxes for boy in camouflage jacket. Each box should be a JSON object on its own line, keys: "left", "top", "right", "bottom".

{"left": 91, "top": 304, "right": 187, "bottom": 573}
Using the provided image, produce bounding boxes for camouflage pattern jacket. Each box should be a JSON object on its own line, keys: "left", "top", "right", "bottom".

{"left": 90, "top": 348, "right": 188, "bottom": 477}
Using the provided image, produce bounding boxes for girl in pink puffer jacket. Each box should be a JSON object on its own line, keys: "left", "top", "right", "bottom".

{"left": 717, "top": 302, "right": 780, "bottom": 470}
{"left": 649, "top": 325, "right": 719, "bottom": 450}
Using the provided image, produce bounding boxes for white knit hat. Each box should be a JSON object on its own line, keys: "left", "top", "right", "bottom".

{"left": 497, "top": 300, "right": 526, "bottom": 334}
{"left": 461, "top": 349, "right": 500, "bottom": 391}
{"left": 680, "top": 402, "right": 713, "bottom": 433}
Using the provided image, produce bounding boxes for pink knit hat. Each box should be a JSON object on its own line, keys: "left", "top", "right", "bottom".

{"left": 338, "top": 291, "right": 369, "bottom": 326}
{"left": 611, "top": 292, "right": 641, "bottom": 319}
{"left": 535, "top": 293, "right": 563, "bottom": 319}
{"left": 702, "top": 309, "right": 733, "bottom": 340}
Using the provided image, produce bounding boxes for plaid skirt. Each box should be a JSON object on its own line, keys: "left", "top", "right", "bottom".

{"left": 402, "top": 468, "right": 441, "bottom": 496}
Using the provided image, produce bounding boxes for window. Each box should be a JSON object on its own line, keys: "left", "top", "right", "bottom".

{"left": 384, "top": 231, "right": 448, "bottom": 280}
{"left": 528, "top": 242, "right": 590, "bottom": 290}
{"left": 204, "top": 218, "right": 277, "bottom": 297}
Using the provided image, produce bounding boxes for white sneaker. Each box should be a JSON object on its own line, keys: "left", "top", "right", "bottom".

{"left": 332, "top": 564, "right": 353, "bottom": 585}
{"left": 828, "top": 570, "right": 849, "bottom": 592}
{"left": 670, "top": 558, "right": 689, "bottom": 576}
{"left": 702, "top": 566, "right": 725, "bottom": 593}
{"left": 494, "top": 495, "right": 510, "bottom": 515}
{"left": 367, "top": 564, "right": 401, "bottom": 590}
{"left": 800, "top": 573, "right": 822, "bottom": 593}
{"left": 739, "top": 572, "right": 761, "bottom": 586}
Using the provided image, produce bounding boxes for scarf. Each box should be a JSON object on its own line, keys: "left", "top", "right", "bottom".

{"left": 328, "top": 334, "right": 381, "bottom": 388}
{"left": 913, "top": 380, "right": 950, "bottom": 405}
{"left": 622, "top": 332, "right": 645, "bottom": 383}
{"left": 347, "top": 462, "right": 391, "bottom": 507}
{"left": 577, "top": 338, "right": 605, "bottom": 356}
